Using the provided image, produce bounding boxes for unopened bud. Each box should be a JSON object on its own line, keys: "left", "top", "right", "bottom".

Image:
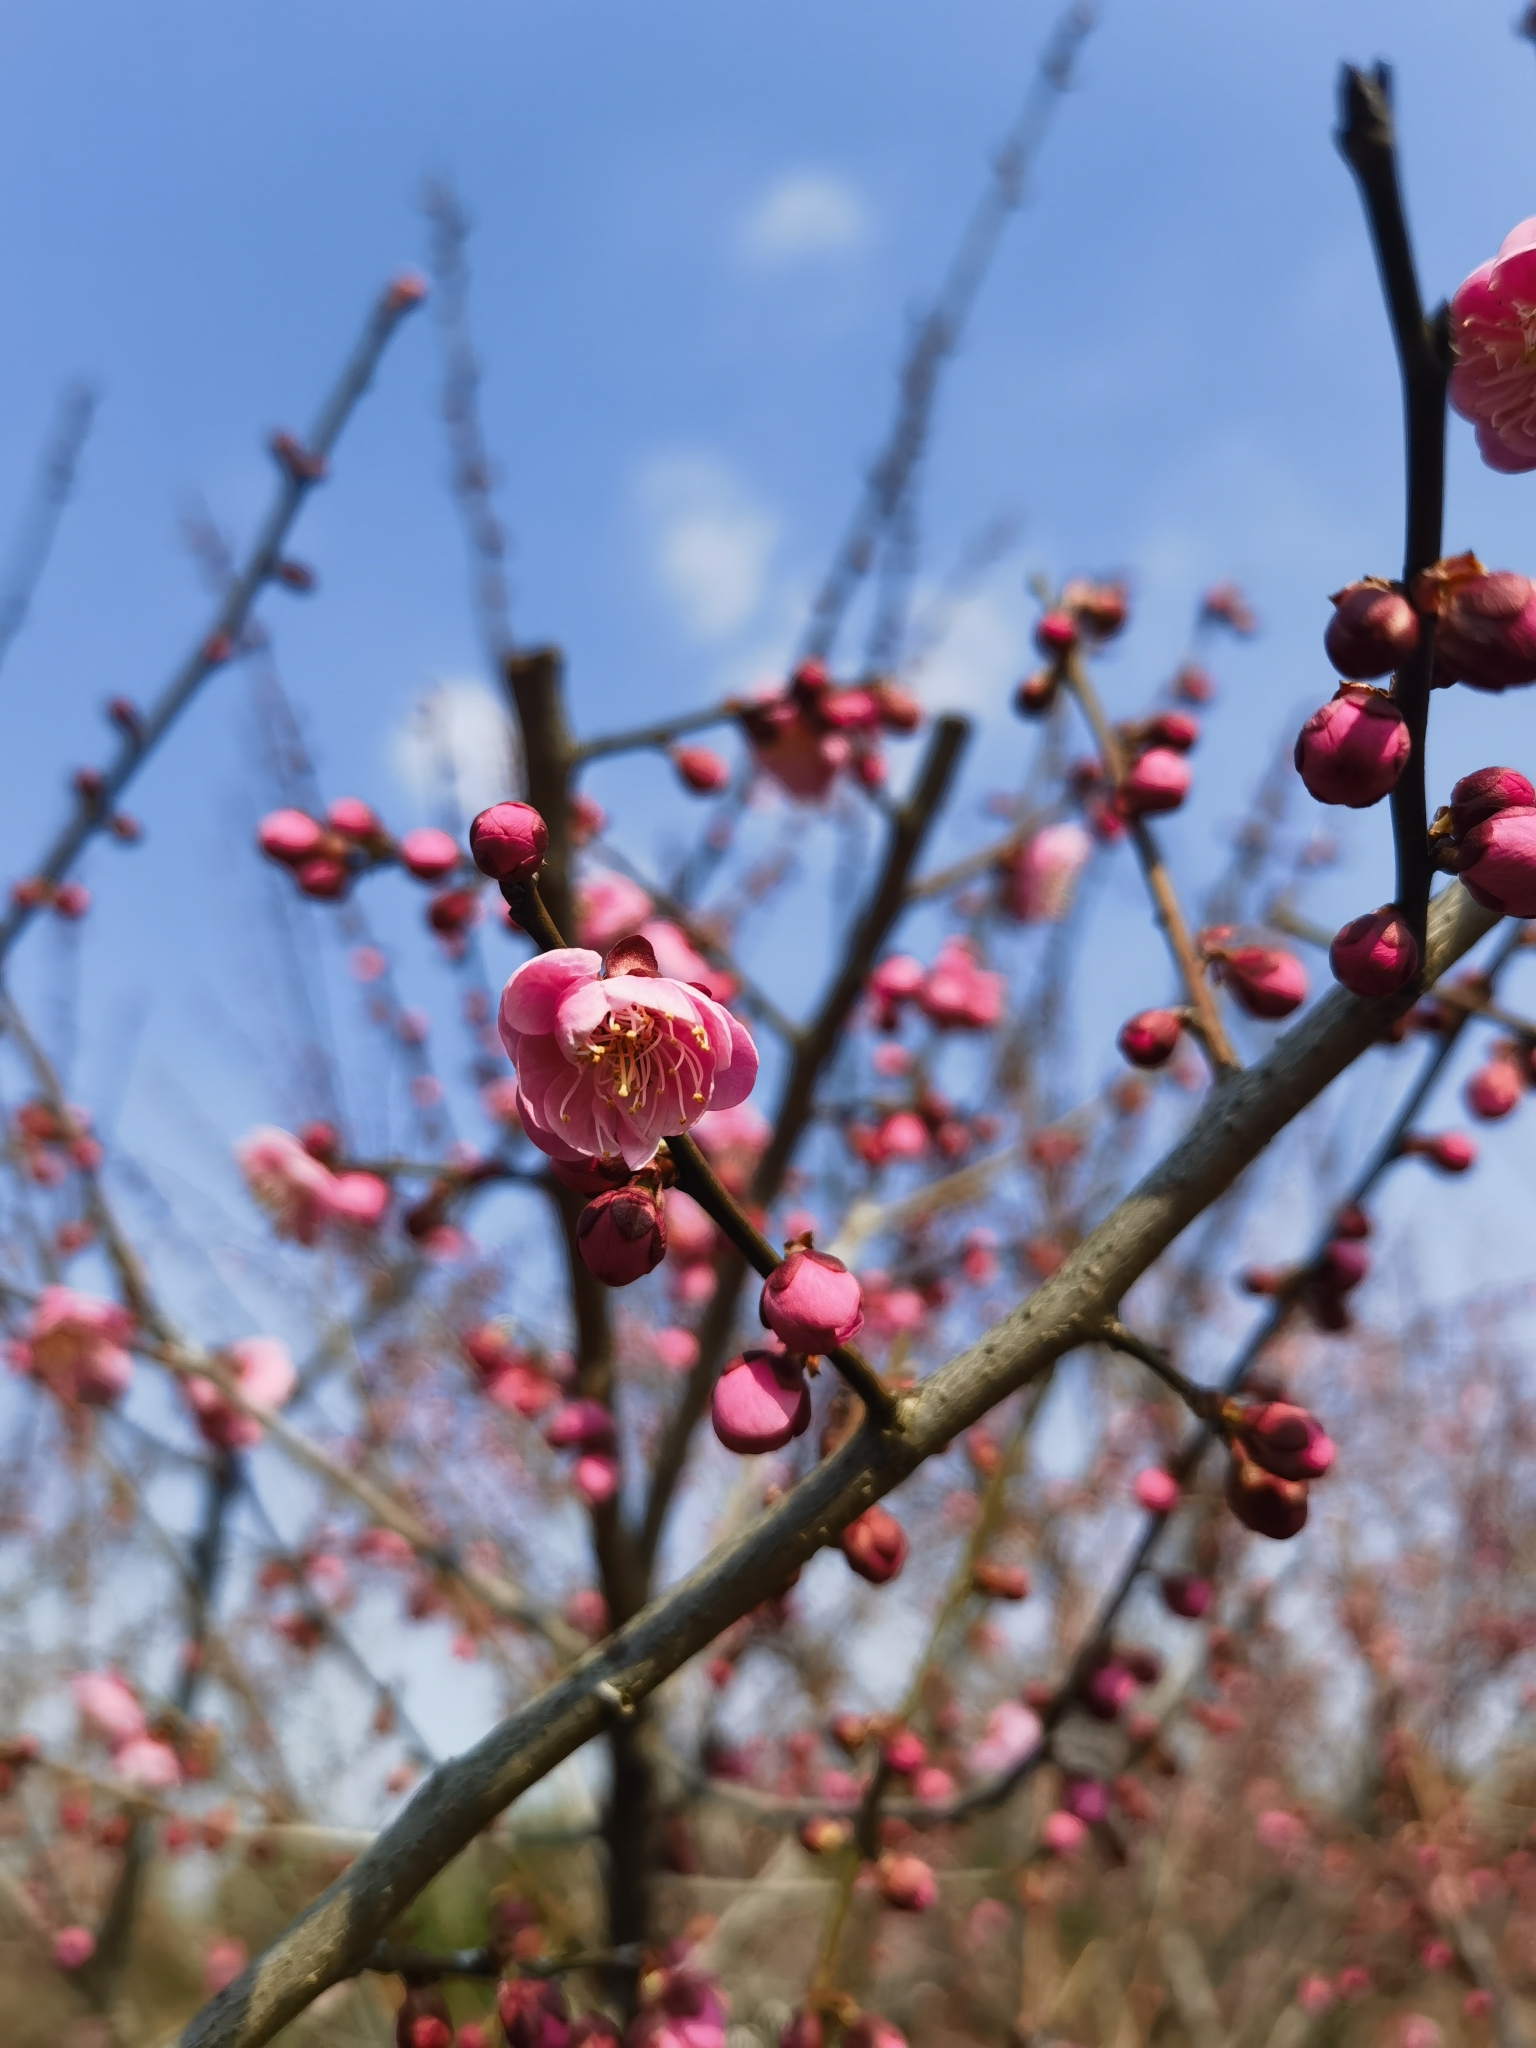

{"left": 106, "top": 696, "right": 143, "bottom": 739}
{"left": 469, "top": 801, "right": 549, "bottom": 883}
{"left": 1013, "top": 670, "right": 1058, "bottom": 718}
{"left": 1161, "top": 1571, "right": 1211, "bottom": 1619}
{"left": 399, "top": 826, "right": 460, "bottom": 881}
{"left": 760, "top": 1245, "right": 863, "bottom": 1352}
{"left": 1034, "top": 609, "right": 1078, "bottom": 656}
{"left": 1117, "top": 1007, "right": 1183, "bottom": 1069}
{"left": 1329, "top": 904, "right": 1419, "bottom": 998}
{"left": 1081, "top": 1659, "right": 1137, "bottom": 1720}
{"left": 273, "top": 558, "right": 317, "bottom": 593}
{"left": 1294, "top": 685, "right": 1410, "bottom": 808}
{"left": 1323, "top": 579, "right": 1420, "bottom": 680}
{"left": 710, "top": 1348, "right": 810, "bottom": 1453}
{"left": 1424, "top": 565, "right": 1536, "bottom": 691}
{"left": 1402, "top": 1128, "right": 1477, "bottom": 1173}
{"left": 1230, "top": 1400, "right": 1334, "bottom": 1481}
{"left": 876, "top": 1849, "right": 937, "bottom": 1911}
{"left": 1454, "top": 805, "right": 1536, "bottom": 918}
{"left": 53, "top": 883, "right": 89, "bottom": 920}
{"left": 1133, "top": 1468, "right": 1180, "bottom": 1515}
{"left": 257, "top": 809, "right": 323, "bottom": 867}
{"left": 1118, "top": 747, "right": 1191, "bottom": 817}
{"left": 427, "top": 887, "right": 479, "bottom": 937}
{"left": 1143, "top": 710, "right": 1199, "bottom": 751}
{"left": 577, "top": 1185, "right": 667, "bottom": 1286}
{"left": 672, "top": 745, "right": 731, "bottom": 795}
{"left": 1225, "top": 1447, "right": 1309, "bottom": 1539}
{"left": 1203, "top": 934, "right": 1308, "bottom": 1019}
{"left": 1173, "top": 663, "right": 1215, "bottom": 704}
{"left": 839, "top": 1503, "right": 907, "bottom": 1584}
{"left": 1466, "top": 1054, "right": 1524, "bottom": 1120}
{"left": 295, "top": 856, "right": 349, "bottom": 900}
{"left": 971, "top": 1558, "right": 1030, "bottom": 1600}
{"left": 799, "top": 1816, "right": 852, "bottom": 1856}
{"left": 1448, "top": 765, "right": 1535, "bottom": 838}
{"left": 269, "top": 431, "right": 327, "bottom": 483}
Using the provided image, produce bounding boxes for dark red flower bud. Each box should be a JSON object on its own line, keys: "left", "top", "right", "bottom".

{"left": 672, "top": 746, "right": 731, "bottom": 795}
{"left": 1117, "top": 1007, "right": 1183, "bottom": 1069}
{"left": 109, "top": 814, "right": 142, "bottom": 842}
{"left": 427, "top": 887, "right": 479, "bottom": 936}
{"left": 1315, "top": 1239, "right": 1368, "bottom": 1293}
{"left": 1329, "top": 905, "right": 1419, "bottom": 998}
{"left": 269, "top": 431, "right": 327, "bottom": 483}
{"left": 1332, "top": 1203, "right": 1371, "bottom": 1239}
{"left": 1454, "top": 806, "right": 1536, "bottom": 917}
{"left": 1294, "top": 685, "right": 1410, "bottom": 808}
{"left": 1225, "top": 1448, "right": 1309, "bottom": 1539}
{"left": 1448, "top": 766, "right": 1535, "bottom": 838}
{"left": 872, "top": 681, "right": 923, "bottom": 732}
{"left": 1201, "top": 582, "right": 1257, "bottom": 634}
{"left": 1034, "top": 609, "right": 1078, "bottom": 656}
{"left": 273, "top": 558, "right": 316, "bottom": 592}
{"left": 495, "top": 1975, "right": 569, "bottom": 2048}
{"left": 396, "top": 1989, "right": 453, "bottom": 2048}
{"left": 106, "top": 696, "right": 143, "bottom": 739}
{"left": 839, "top": 1503, "right": 907, "bottom": 1584}
{"left": 1013, "top": 670, "right": 1058, "bottom": 718}
{"left": 384, "top": 272, "right": 429, "bottom": 312}
{"left": 1144, "top": 710, "right": 1200, "bottom": 751}
{"left": 1172, "top": 663, "right": 1215, "bottom": 704}
{"left": 1082, "top": 1659, "right": 1137, "bottom": 1720}
{"left": 780, "top": 2012, "right": 826, "bottom": 2048}
{"left": 295, "top": 856, "right": 349, "bottom": 900}
{"left": 54, "top": 883, "right": 89, "bottom": 920}
{"left": 1231, "top": 1400, "right": 1334, "bottom": 1481}
{"left": 576, "top": 1185, "right": 667, "bottom": 1286}
{"left": 1323, "top": 579, "right": 1420, "bottom": 679}
{"left": 257, "top": 809, "right": 322, "bottom": 866}
{"left": 1161, "top": 1572, "right": 1212, "bottom": 1619}
{"left": 469, "top": 801, "right": 549, "bottom": 883}
{"left": 1063, "top": 578, "right": 1130, "bottom": 639}
{"left": 299, "top": 1121, "right": 340, "bottom": 1164}
{"left": 1427, "top": 567, "right": 1536, "bottom": 691}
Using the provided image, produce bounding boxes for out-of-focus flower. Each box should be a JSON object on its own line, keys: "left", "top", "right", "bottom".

{"left": 1118, "top": 746, "right": 1191, "bottom": 817}
{"left": 967, "top": 1700, "right": 1042, "bottom": 1777}
{"left": 917, "top": 938, "right": 1004, "bottom": 1030}
{"left": 671, "top": 746, "right": 731, "bottom": 795}
{"left": 184, "top": 1336, "right": 296, "bottom": 1452}
{"left": 1118, "top": 1008, "right": 1183, "bottom": 1070}
{"left": 1002, "top": 822, "right": 1092, "bottom": 923}
{"left": 1134, "top": 1468, "right": 1180, "bottom": 1514}
{"left": 497, "top": 945, "right": 757, "bottom": 1170}
{"left": 628, "top": 1965, "right": 727, "bottom": 2048}
{"left": 236, "top": 1126, "right": 338, "bottom": 1245}
{"left": 575, "top": 873, "right": 653, "bottom": 951}
{"left": 71, "top": 1670, "right": 147, "bottom": 1747}
{"left": 496, "top": 1975, "right": 572, "bottom": 2048}
{"left": 21, "top": 1287, "right": 133, "bottom": 1407}
{"left": 52, "top": 1926, "right": 96, "bottom": 1972}
{"left": 877, "top": 1850, "right": 937, "bottom": 1911}
{"left": 1450, "top": 218, "right": 1536, "bottom": 470}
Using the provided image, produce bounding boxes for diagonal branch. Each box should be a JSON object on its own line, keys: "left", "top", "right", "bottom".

{"left": 0, "top": 276, "right": 423, "bottom": 969}
{"left": 177, "top": 881, "right": 1497, "bottom": 2048}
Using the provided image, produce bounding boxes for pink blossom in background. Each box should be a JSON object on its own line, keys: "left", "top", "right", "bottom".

{"left": 499, "top": 949, "right": 758, "bottom": 1169}
{"left": 184, "top": 1336, "right": 297, "bottom": 1451}
{"left": 641, "top": 919, "right": 737, "bottom": 1005}
{"left": 52, "top": 1926, "right": 95, "bottom": 1972}
{"left": 649, "top": 1327, "right": 700, "bottom": 1373}
{"left": 692, "top": 1100, "right": 770, "bottom": 1194}
{"left": 327, "top": 1171, "right": 390, "bottom": 1228}
{"left": 1450, "top": 217, "right": 1536, "bottom": 471}
{"left": 1254, "top": 1807, "right": 1307, "bottom": 1856}
{"left": 572, "top": 1452, "right": 620, "bottom": 1506}
{"left": 1004, "top": 820, "right": 1092, "bottom": 922}
{"left": 918, "top": 938, "right": 1005, "bottom": 1030}
{"left": 967, "top": 1700, "right": 1042, "bottom": 1777}
{"left": 575, "top": 872, "right": 652, "bottom": 951}
{"left": 236, "top": 1126, "right": 338, "bottom": 1245}
{"left": 113, "top": 1735, "right": 182, "bottom": 1790}
{"left": 664, "top": 1189, "right": 719, "bottom": 1264}
{"left": 23, "top": 1286, "right": 134, "bottom": 1407}
{"left": 71, "top": 1670, "right": 147, "bottom": 1747}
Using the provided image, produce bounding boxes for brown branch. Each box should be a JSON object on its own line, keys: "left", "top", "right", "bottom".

{"left": 1063, "top": 650, "right": 1240, "bottom": 1075}
{"left": 637, "top": 713, "right": 969, "bottom": 1566}
{"left": 176, "top": 881, "right": 1497, "bottom": 2048}
{"left": 1336, "top": 64, "right": 1451, "bottom": 952}
{"left": 573, "top": 702, "right": 739, "bottom": 766}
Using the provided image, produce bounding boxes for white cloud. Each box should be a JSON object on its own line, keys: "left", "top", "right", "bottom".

{"left": 389, "top": 676, "right": 516, "bottom": 823}
{"left": 639, "top": 455, "right": 778, "bottom": 642}
{"left": 911, "top": 580, "right": 1031, "bottom": 724}
{"left": 739, "top": 171, "right": 869, "bottom": 264}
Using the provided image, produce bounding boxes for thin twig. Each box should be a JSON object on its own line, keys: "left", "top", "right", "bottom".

{"left": 0, "top": 380, "right": 97, "bottom": 682}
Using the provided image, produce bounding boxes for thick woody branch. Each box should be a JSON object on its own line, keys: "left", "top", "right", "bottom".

{"left": 1337, "top": 64, "right": 1451, "bottom": 947}
{"left": 0, "top": 280, "right": 421, "bottom": 969}
{"left": 1063, "top": 652, "right": 1239, "bottom": 1075}
{"left": 177, "top": 882, "right": 1496, "bottom": 2048}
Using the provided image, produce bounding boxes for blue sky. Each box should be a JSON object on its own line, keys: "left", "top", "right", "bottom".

{"left": 0, "top": 0, "right": 1535, "bottom": 1310}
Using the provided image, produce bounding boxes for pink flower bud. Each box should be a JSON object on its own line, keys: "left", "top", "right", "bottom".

{"left": 1082, "top": 1660, "right": 1137, "bottom": 1720}
{"left": 328, "top": 797, "right": 381, "bottom": 839}
{"left": 470, "top": 802, "right": 549, "bottom": 882}
{"left": 672, "top": 745, "right": 731, "bottom": 794}
{"left": 1202, "top": 581, "right": 1257, "bottom": 634}
{"left": 572, "top": 1452, "right": 619, "bottom": 1507}
{"left": 1118, "top": 746, "right": 1191, "bottom": 817}
{"left": 203, "top": 1938, "right": 247, "bottom": 1994}
{"left": 881, "top": 1727, "right": 926, "bottom": 1775}
{"left": 1403, "top": 1130, "right": 1477, "bottom": 1173}
{"left": 52, "top": 1925, "right": 95, "bottom": 1972}
{"left": 780, "top": 2013, "right": 826, "bottom": 2048}
{"left": 1034, "top": 609, "right": 1078, "bottom": 655}
{"left": 1173, "top": 663, "right": 1215, "bottom": 703}
{"left": 1205, "top": 935, "right": 1307, "bottom": 1019}
{"left": 295, "top": 856, "right": 349, "bottom": 900}
{"left": 53, "top": 882, "right": 89, "bottom": 920}
{"left": 1449, "top": 765, "right": 1536, "bottom": 837}
{"left": 1232, "top": 1401, "right": 1334, "bottom": 1481}
{"left": 710, "top": 1349, "right": 811, "bottom": 1454}
{"left": 1063, "top": 578, "right": 1130, "bottom": 639}
{"left": 398, "top": 827, "right": 460, "bottom": 881}
{"left": 876, "top": 1110, "right": 927, "bottom": 1160}
{"left": 1432, "top": 569, "right": 1536, "bottom": 690}
{"left": 1161, "top": 1572, "right": 1211, "bottom": 1619}
{"left": 1316, "top": 1239, "right": 1368, "bottom": 1292}
{"left": 1134, "top": 1468, "right": 1180, "bottom": 1514}
{"left": 839, "top": 1503, "right": 907, "bottom": 1584}
{"left": 1323, "top": 581, "right": 1420, "bottom": 679}
{"left": 1329, "top": 904, "right": 1420, "bottom": 998}
{"left": 1062, "top": 1775, "right": 1111, "bottom": 1823}
{"left": 760, "top": 1246, "right": 863, "bottom": 1352}
{"left": 877, "top": 1850, "right": 937, "bottom": 1912}
{"left": 258, "top": 809, "right": 322, "bottom": 866}
{"left": 1117, "top": 1008, "right": 1183, "bottom": 1069}
{"left": 1013, "top": 670, "right": 1057, "bottom": 718}
{"left": 866, "top": 953, "right": 926, "bottom": 1016}
{"left": 1042, "top": 1810, "right": 1088, "bottom": 1855}
{"left": 397, "top": 1989, "right": 453, "bottom": 2048}
{"left": 577, "top": 1185, "right": 667, "bottom": 1286}
{"left": 544, "top": 1399, "right": 615, "bottom": 1451}
{"left": 1225, "top": 1448, "right": 1309, "bottom": 1539}
{"left": 1296, "top": 1976, "right": 1336, "bottom": 2018}
{"left": 971, "top": 1558, "right": 1030, "bottom": 1600}
{"left": 1466, "top": 1054, "right": 1524, "bottom": 1120}
{"left": 1294, "top": 685, "right": 1410, "bottom": 808}
{"left": 1455, "top": 804, "right": 1536, "bottom": 916}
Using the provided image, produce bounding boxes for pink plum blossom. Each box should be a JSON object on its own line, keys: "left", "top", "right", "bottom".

{"left": 1450, "top": 217, "right": 1536, "bottom": 471}
{"left": 184, "top": 1336, "right": 297, "bottom": 1452}
{"left": 236, "top": 1126, "right": 338, "bottom": 1244}
{"left": 71, "top": 1670, "right": 147, "bottom": 1747}
{"left": 967, "top": 1700, "right": 1042, "bottom": 1777}
{"left": 113, "top": 1735, "right": 183, "bottom": 1790}
{"left": 575, "top": 874, "right": 652, "bottom": 951}
{"left": 1004, "top": 821, "right": 1092, "bottom": 922}
{"left": 760, "top": 1246, "right": 863, "bottom": 1352}
{"left": 498, "top": 947, "right": 758, "bottom": 1170}
{"left": 23, "top": 1287, "right": 133, "bottom": 1407}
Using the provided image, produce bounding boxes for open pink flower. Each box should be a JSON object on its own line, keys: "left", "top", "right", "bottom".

{"left": 575, "top": 874, "right": 652, "bottom": 951}
{"left": 1450, "top": 217, "right": 1536, "bottom": 471}
{"left": 23, "top": 1287, "right": 133, "bottom": 1407}
{"left": 185, "top": 1336, "right": 297, "bottom": 1452}
{"left": 498, "top": 945, "right": 758, "bottom": 1170}
{"left": 1004, "top": 822, "right": 1092, "bottom": 923}
{"left": 114, "top": 1735, "right": 182, "bottom": 1790}
{"left": 71, "top": 1670, "right": 147, "bottom": 1747}
{"left": 917, "top": 939, "right": 1004, "bottom": 1030}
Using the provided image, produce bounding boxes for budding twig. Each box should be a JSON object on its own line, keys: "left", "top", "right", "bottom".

{"left": 1061, "top": 650, "right": 1241, "bottom": 1076}
{"left": 0, "top": 277, "right": 423, "bottom": 968}
{"left": 573, "top": 701, "right": 739, "bottom": 767}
